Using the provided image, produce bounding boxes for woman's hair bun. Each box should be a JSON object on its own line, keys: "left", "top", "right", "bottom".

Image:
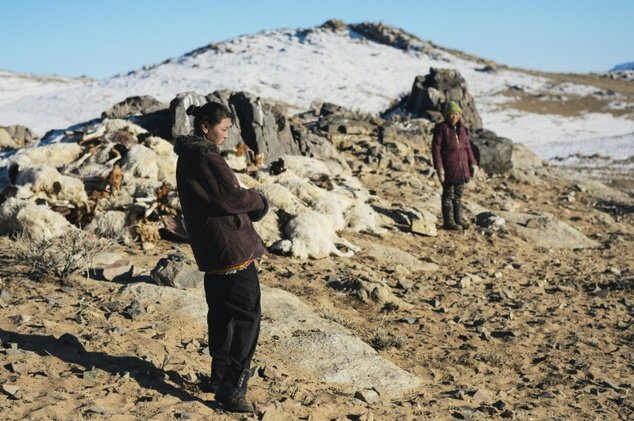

{"left": 186, "top": 105, "right": 199, "bottom": 116}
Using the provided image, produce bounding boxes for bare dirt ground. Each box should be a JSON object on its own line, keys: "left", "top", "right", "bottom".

{"left": 1, "top": 149, "right": 632, "bottom": 420}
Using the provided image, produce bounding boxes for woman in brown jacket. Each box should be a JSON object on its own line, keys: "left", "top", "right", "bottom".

{"left": 432, "top": 101, "right": 479, "bottom": 230}
{"left": 174, "top": 102, "right": 268, "bottom": 413}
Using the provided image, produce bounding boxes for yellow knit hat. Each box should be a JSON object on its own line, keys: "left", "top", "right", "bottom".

{"left": 444, "top": 101, "right": 462, "bottom": 118}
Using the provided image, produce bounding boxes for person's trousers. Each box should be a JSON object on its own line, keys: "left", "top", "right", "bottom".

{"left": 441, "top": 182, "right": 465, "bottom": 208}
{"left": 204, "top": 263, "right": 261, "bottom": 384}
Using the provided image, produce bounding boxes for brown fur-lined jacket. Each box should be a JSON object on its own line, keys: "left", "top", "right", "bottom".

{"left": 174, "top": 135, "right": 267, "bottom": 272}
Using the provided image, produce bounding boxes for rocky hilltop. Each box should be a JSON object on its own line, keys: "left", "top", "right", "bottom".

{"left": 0, "top": 24, "right": 632, "bottom": 421}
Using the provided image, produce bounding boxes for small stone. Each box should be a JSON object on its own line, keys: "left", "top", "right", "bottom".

{"left": 491, "top": 329, "right": 515, "bottom": 339}
{"left": 260, "top": 401, "right": 285, "bottom": 421}
{"left": 595, "top": 289, "right": 609, "bottom": 299}
{"left": 9, "top": 314, "right": 31, "bottom": 325}
{"left": 1, "top": 384, "right": 22, "bottom": 399}
{"left": 501, "top": 289, "right": 515, "bottom": 300}
{"left": 459, "top": 277, "right": 471, "bottom": 289}
{"left": 608, "top": 267, "right": 621, "bottom": 275}
{"left": 401, "top": 317, "right": 418, "bottom": 325}
{"left": 479, "top": 328, "right": 491, "bottom": 341}
{"left": 175, "top": 412, "right": 192, "bottom": 420}
{"left": 260, "top": 365, "right": 283, "bottom": 380}
{"left": 102, "top": 264, "right": 134, "bottom": 282}
{"left": 396, "top": 279, "right": 413, "bottom": 290}
{"left": 492, "top": 400, "right": 506, "bottom": 410}
{"left": 85, "top": 407, "right": 110, "bottom": 415}
{"left": 123, "top": 300, "right": 145, "bottom": 320}
{"left": 472, "top": 389, "right": 493, "bottom": 404}
{"left": 8, "top": 363, "right": 28, "bottom": 374}
{"left": 83, "top": 369, "right": 99, "bottom": 382}
{"left": 0, "top": 289, "right": 11, "bottom": 301}
{"left": 500, "top": 409, "right": 514, "bottom": 418}
{"left": 355, "top": 388, "right": 380, "bottom": 404}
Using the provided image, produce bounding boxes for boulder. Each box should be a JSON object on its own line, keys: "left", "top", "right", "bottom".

{"left": 407, "top": 68, "right": 483, "bottom": 130}
{"left": 169, "top": 90, "right": 301, "bottom": 164}
{"left": 411, "top": 209, "right": 438, "bottom": 237}
{"left": 101, "top": 95, "right": 167, "bottom": 119}
{"left": 118, "top": 282, "right": 424, "bottom": 399}
{"left": 470, "top": 128, "right": 514, "bottom": 174}
{"left": 356, "top": 238, "right": 439, "bottom": 272}
{"left": 150, "top": 253, "right": 203, "bottom": 289}
{"left": 511, "top": 143, "right": 544, "bottom": 170}
{"left": 228, "top": 91, "right": 300, "bottom": 164}
{"left": 501, "top": 211, "right": 598, "bottom": 249}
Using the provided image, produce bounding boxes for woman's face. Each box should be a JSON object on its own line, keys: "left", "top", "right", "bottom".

{"left": 202, "top": 117, "right": 232, "bottom": 146}
{"left": 447, "top": 111, "right": 461, "bottom": 126}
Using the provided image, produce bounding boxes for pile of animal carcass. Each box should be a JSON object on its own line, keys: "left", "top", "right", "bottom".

{"left": 0, "top": 118, "right": 387, "bottom": 261}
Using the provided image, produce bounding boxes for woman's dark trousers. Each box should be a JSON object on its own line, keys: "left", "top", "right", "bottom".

{"left": 441, "top": 182, "right": 466, "bottom": 229}
{"left": 204, "top": 263, "right": 260, "bottom": 396}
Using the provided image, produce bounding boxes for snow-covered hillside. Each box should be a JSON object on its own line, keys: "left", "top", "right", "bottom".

{"left": 1, "top": 23, "right": 633, "bottom": 161}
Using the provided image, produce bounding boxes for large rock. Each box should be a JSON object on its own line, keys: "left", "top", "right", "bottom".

{"left": 470, "top": 128, "right": 514, "bottom": 174}
{"left": 101, "top": 95, "right": 167, "bottom": 119}
{"left": 169, "top": 91, "right": 301, "bottom": 164}
{"left": 119, "top": 283, "right": 423, "bottom": 399}
{"left": 228, "top": 91, "right": 300, "bottom": 163}
{"left": 356, "top": 238, "right": 439, "bottom": 272}
{"left": 407, "top": 68, "right": 483, "bottom": 130}
{"left": 502, "top": 211, "right": 598, "bottom": 249}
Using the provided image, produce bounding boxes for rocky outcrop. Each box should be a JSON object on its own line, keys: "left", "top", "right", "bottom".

{"left": 101, "top": 95, "right": 167, "bottom": 119}
{"left": 168, "top": 91, "right": 300, "bottom": 164}
{"left": 120, "top": 282, "right": 423, "bottom": 399}
{"left": 406, "top": 68, "right": 483, "bottom": 130}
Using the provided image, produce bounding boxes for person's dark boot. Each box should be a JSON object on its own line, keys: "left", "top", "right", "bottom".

{"left": 453, "top": 201, "right": 469, "bottom": 229}
{"left": 215, "top": 369, "right": 254, "bottom": 413}
{"left": 442, "top": 201, "right": 460, "bottom": 230}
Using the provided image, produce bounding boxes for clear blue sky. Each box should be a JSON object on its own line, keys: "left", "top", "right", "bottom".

{"left": 1, "top": 0, "right": 632, "bottom": 79}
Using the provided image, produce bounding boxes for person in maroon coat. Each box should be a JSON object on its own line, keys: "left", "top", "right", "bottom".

{"left": 432, "top": 101, "right": 479, "bottom": 230}
{"left": 174, "top": 102, "right": 268, "bottom": 413}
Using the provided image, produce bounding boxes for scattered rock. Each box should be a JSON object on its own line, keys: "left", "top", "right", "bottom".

{"left": 150, "top": 253, "right": 203, "bottom": 289}
{"left": 411, "top": 210, "right": 438, "bottom": 237}
{"left": 355, "top": 388, "right": 380, "bottom": 404}
{"left": 123, "top": 299, "right": 145, "bottom": 320}
{"left": 101, "top": 262, "right": 134, "bottom": 282}
{"left": 260, "top": 401, "right": 286, "bottom": 421}
{"left": 1, "top": 384, "right": 22, "bottom": 399}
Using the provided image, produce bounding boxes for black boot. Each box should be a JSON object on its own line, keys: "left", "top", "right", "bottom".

{"left": 215, "top": 369, "right": 254, "bottom": 413}
{"left": 442, "top": 201, "right": 460, "bottom": 230}
{"left": 453, "top": 200, "right": 469, "bottom": 229}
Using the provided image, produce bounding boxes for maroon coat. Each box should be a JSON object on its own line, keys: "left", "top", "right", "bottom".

{"left": 174, "top": 135, "right": 267, "bottom": 272}
{"left": 432, "top": 121, "right": 477, "bottom": 184}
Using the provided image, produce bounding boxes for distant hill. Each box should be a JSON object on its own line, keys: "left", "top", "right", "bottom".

{"left": 1, "top": 20, "right": 632, "bottom": 161}
{"left": 611, "top": 61, "right": 634, "bottom": 71}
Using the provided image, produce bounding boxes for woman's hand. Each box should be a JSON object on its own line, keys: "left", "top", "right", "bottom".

{"left": 437, "top": 170, "right": 445, "bottom": 183}
{"left": 472, "top": 165, "right": 479, "bottom": 179}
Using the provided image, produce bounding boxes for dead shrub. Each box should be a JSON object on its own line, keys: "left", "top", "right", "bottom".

{"left": 12, "top": 230, "right": 112, "bottom": 282}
